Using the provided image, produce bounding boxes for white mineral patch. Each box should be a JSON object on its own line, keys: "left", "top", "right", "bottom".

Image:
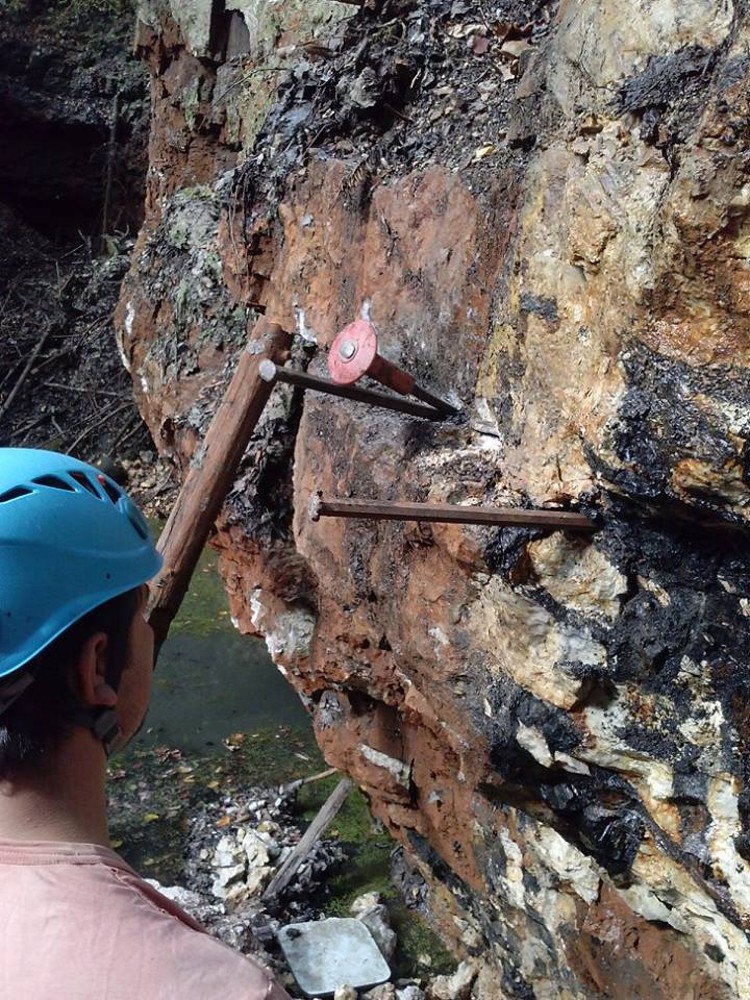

{"left": 471, "top": 397, "right": 502, "bottom": 440}
{"left": 637, "top": 575, "right": 671, "bottom": 606}
{"left": 428, "top": 626, "right": 449, "bottom": 649}
{"left": 679, "top": 701, "right": 725, "bottom": 753}
{"left": 527, "top": 536, "right": 628, "bottom": 620}
{"left": 470, "top": 579, "right": 605, "bottom": 709}
{"left": 617, "top": 882, "right": 689, "bottom": 933}
{"left": 706, "top": 774, "right": 750, "bottom": 920}
{"left": 264, "top": 608, "right": 315, "bottom": 660}
{"left": 629, "top": 839, "right": 750, "bottom": 996}
{"left": 532, "top": 825, "right": 601, "bottom": 904}
{"left": 359, "top": 745, "right": 411, "bottom": 787}
{"left": 552, "top": 752, "right": 591, "bottom": 776}
{"left": 294, "top": 304, "right": 317, "bottom": 345}
{"left": 515, "top": 723, "right": 554, "bottom": 767}
{"left": 250, "top": 588, "right": 315, "bottom": 660}
{"left": 580, "top": 699, "right": 674, "bottom": 801}
{"left": 498, "top": 828, "right": 525, "bottom": 909}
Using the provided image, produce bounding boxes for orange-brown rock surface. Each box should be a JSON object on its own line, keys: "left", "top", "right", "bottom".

{"left": 117, "top": 1, "right": 750, "bottom": 995}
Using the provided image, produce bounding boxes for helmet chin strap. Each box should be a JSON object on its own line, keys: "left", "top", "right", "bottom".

{"left": 72, "top": 707, "right": 122, "bottom": 757}
{"left": 0, "top": 672, "right": 36, "bottom": 718}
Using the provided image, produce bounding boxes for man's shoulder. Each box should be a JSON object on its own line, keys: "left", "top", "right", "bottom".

{"left": 0, "top": 841, "right": 290, "bottom": 1000}
{"left": 93, "top": 862, "right": 289, "bottom": 998}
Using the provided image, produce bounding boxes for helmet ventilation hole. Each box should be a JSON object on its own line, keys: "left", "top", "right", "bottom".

{"left": 33, "top": 475, "right": 76, "bottom": 492}
{"left": 96, "top": 475, "right": 123, "bottom": 504}
{"left": 0, "top": 487, "right": 33, "bottom": 503}
{"left": 69, "top": 471, "right": 102, "bottom": 498}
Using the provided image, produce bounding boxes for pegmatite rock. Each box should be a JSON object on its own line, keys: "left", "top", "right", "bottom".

{"left": 119, "top": 0, "right": 750, "bottom": 995}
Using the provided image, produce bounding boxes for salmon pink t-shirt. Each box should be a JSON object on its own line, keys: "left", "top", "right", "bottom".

{"left": 0, "top": 839, "right": 291, "bottom": 1000}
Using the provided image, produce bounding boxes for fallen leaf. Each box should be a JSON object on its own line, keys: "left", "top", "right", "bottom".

{"left": 144, "top": 812, "right": 161, "bottom": 823}
{"left": 216, "top": 815, "right": 233, "bottom": 828}
{"left": 500, "top": 39, "right": 531, "bottom": 58}
{"left": 473, "top": 144, "right": 497, "bottom": 160}
{"left": 472, "top": 35, "right": 490, "bottom": 55}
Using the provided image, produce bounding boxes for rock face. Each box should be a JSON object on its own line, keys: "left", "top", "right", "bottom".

{"left": 118, "top": 1, "right": 750, "bottom": 995}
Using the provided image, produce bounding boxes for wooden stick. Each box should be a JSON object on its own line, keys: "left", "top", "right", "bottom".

{"left": 0, "top": 324, "right": 54, "bottom": 423}
{"left": 279, "top": 766, "right": 339, "bottom": 797}
{"left": 147, "top": 319, "right": 292, "bottom": 652}
{"left": 262, "top": 777, "right": 352, "bottom": 901}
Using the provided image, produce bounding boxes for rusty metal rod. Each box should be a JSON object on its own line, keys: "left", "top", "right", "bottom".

{"left": 410, "top": 382, "right": 460, "bottom": 415}
{"left": 259, "top": 360, "right": 445, "bottom": 421}
{"left": 309, "top": 496, "right": 597, "bottom": 531}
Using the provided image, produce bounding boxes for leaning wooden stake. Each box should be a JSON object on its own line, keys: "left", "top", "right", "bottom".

{"left": 262, "top": 777, "right": 352, "bottom": 901}
{"left": 147, "top": 319, "right": 292, "bottom": 652}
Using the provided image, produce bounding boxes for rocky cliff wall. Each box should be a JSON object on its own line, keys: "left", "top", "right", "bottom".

{"left": 119, "top": 1, "right": 750, "bottom": 995}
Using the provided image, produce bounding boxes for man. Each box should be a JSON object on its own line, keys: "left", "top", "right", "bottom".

{"left": 0, "top": 448, "right": 291, "bottom": 1000}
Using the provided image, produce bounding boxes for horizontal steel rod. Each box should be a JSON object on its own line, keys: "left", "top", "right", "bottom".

{"left": 259, "top": 361, "right": 445, "bottom": 420}
{"left": 309, "top": 496, "right": 597, "bottom": 531}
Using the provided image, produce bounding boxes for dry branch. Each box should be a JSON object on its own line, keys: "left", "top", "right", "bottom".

{"left": 262, "top": 777, "right": 352, "bottom": 901}
{"left": 0, "top": 324, "right": 55, "bottom": 424}
{"left": 279, "top": 766, "right": 339, "bottom": 797}
{"left": 67, "top": 401, "right": 132, "bottom": 454}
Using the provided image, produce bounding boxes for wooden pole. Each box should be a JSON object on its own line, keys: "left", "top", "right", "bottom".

{"left": 147, "top": 319, "right": 292, "bottom": 652}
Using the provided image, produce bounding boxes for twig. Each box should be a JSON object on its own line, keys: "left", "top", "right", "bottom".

{"left": 42, "top": 381, "right": 123, "bottom": 398}
{"left": 101, "top": 92, "right": 119, "bottom": 244}
{"left": 0, "top": 324, "right": 55, "bottom": 424}
{"left": 279, "top": 766, "right": 338, "bottom": 797}
{"left": 226, "top": 768, "right": 341, "bottom": 829}
{"left": 0, "top": 357, "right": 24, "bottom": 394}
{"left": 261, "top": 777, "right": 352, "bottom": 901}
{"left": 66, "top": 401, "right": 132, "bottom": 455}
{"left": 112, "top": 414, "right": 147, "bottom": 451}
{"left": 14, "top": 412, "right": 51, "bottom": 443}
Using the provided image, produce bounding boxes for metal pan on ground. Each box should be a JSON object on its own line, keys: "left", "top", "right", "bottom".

{"left": 278, "top": 916, "right": 391, "bottom": 998}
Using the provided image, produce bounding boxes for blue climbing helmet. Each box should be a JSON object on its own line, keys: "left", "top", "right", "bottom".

{"left": 0, "top": 448, "right": 163, "bottom": 683}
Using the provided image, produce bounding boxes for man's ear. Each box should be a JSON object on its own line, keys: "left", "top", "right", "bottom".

{"left": 75, "top": 632, "right": 118, "bottom": 708}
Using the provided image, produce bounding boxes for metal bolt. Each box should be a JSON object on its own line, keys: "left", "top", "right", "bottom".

{"left": 338, "top": 339, "right": 358, "bottom": 361}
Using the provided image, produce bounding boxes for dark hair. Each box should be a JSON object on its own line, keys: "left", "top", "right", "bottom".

{"left": 0, "top": 588, "right": 140, "bottom": 777}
